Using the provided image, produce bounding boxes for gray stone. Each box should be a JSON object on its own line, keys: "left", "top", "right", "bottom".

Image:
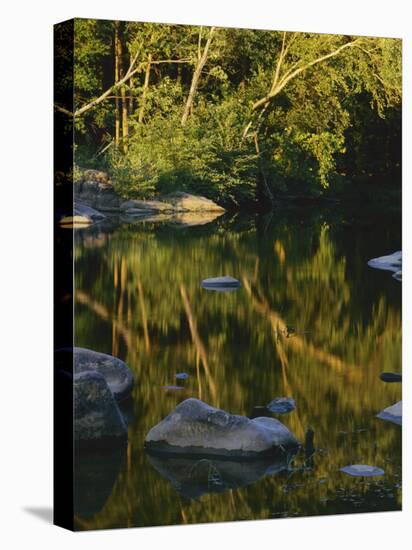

{"left": 145, "top": 398, "right": 300, "bottom": 457}
{"left": 74, "top": 202, "right": 106, "bottom": 223}
{"left": 74, "top": 372, "right": 128, "bottom": 443}
{"left": 340, "top": 464, "right": 384, "bottom": 477}
{"left": 201, "top": 276, "right": 241, "bottom": 291}
{"left": 161, "top": 192, "right": 225, "bottom": 212}
{"left": 368, "top": 251, "right": 402, "bottom": 273}
{"left": 75, "top": 170, "right": 122, "bottom": 211}
{"left": 393, "top": 270, "right": 402, "bottom": 282}
{"left": 267, "top": 397, "right": 296, "bottom": 414}
{"left": 377, "top": 401, "right": 402, "bottom": 426}
{"left": 72, "top": 347, "right": 133, "bottom": 402}
{"left": 380, "top": 372, "right": 402, "bottom": 383}
{"left": 120, "top": 199, "right": 174, "bottom": 212}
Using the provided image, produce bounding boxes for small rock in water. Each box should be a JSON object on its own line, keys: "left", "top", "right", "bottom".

{"left": 368, "top": 250, "right": 402, "bottom": 276}
{"left": 267, "top": 397, "right": 296, "bottom": 414}
{"left": 176, "top": 373, "right": 189, "bottom": 380}
{"left": 393, "top": 270, "right": 402, "bottom": 282}
{"left": 201, "top": 275, "right": 241, "bottom": 292}
{"left": 340, "top": 464, "right": 384, "bottom": 477}
{"left": 377, "top": 401, "right": 402, "bottom": 426}
{"left": 59, "top": 215, "right": 92, "bottom": 228}
{"left": 380, "top": 372, "right": 402, "bottom": 383}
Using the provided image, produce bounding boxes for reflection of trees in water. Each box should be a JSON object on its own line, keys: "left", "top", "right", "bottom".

{"left": 73, "top": 215, "right": 401, "bottom": 529}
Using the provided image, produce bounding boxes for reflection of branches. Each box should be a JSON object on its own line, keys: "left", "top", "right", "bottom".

{"left": 75, "top": 290, "right": 135, "bottom": 350}
{"left": 137, "top": 279, "right": 151, "bottom": 352}
{"left": 179, "top": 284, "right": 218, "bottom": 404}
{"left": 242, "top": 277, "right": 361, "bottom": 382}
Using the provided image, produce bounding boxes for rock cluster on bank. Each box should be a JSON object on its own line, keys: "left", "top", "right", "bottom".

{"left": 74, "top": 170, "right": 225, "bottom": 221}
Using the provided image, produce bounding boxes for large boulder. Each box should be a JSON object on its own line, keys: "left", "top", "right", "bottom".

{"left": 73, "top": 347, "right": 133, "bottom": 401}
{"left": 121, "top": 193, "right": 225, "bottom": 214}
{"left": 145, "top": 398, "right": 300, "bottom": 458}
{"left": 161, "top": 192, "right": 225, "bottom": 212}
{"left": 74, "top": 202, "right": 106, "bottom": 223}
{"left": 120, "top": 199, "right": 174, "bottom": 213}
{"left": 74, "top": 372, "right": 128, "bottom": 444}
{"left": 56, "top": 347, "right": 134, "bottom": 401}
{"left": 75, "top": 170, "right": 122, "bottom": 211}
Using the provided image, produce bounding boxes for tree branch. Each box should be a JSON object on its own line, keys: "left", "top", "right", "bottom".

{"left": 55, "top": 58, "right": 191, "bottom": 118}
{"left": 252, "top": 38, "right": 361, "bottom": 111}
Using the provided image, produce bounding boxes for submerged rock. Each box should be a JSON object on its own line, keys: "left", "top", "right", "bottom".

{"left": 201, "top": 275, "right": 241, "bottom": 291}
{"left": 340, "top": 464, "right": 384, "bottom": 477}
{"left": 175, "top": 372, "right": 189, "bottom": 380}
{"left": 146, "top": 452, "right": 293, "bottom": 500}
{"left": 74, "top": 372, "right": 128, "bottom": 444}
{"left": 145, "top": 398, "right": 300, "bottom": 457}
{"left": 380, "top": 372, "right": 402, "bottom": 383}
{"left": 377, "top": 401, "right": 402, "bottom": 426}
{"left": 56, "top": 347, "right": 134, "bottom": 401}
{"left": 267, "top": 397, "right": 296, "bottom": 414}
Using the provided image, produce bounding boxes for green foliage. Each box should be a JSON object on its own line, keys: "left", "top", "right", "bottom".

{"left": 71, "top": 20, "right": 402, "bottom": 207}
{"left": 110, "top": 101, "right": 259, "bottom": 207}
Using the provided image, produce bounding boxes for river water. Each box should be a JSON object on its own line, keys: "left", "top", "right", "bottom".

{"left": 73, "top": 203, "right": 401, "bottom": 530}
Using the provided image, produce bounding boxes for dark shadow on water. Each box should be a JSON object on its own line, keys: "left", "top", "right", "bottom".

{"left": 23, "top": 507, "right": 53, "bottom": 524}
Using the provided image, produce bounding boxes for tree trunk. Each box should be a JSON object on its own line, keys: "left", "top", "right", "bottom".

{"left": 138, "top": 54, "right": 152, "bottom": 124}
{"left": 116, "top": 25, "right": 129, "bottom": 153}
{"left": 128, "top": 53, "right": 135, "bottom": 116}
{"left": 114, "top": 22, "right": 121, "bottom": 147}
{"left": 181, "top": 27, "right": 216, "bottom": 126}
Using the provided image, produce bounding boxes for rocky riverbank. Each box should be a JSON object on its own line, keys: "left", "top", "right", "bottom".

{"left": 57, "top": 169, "right": 226, "bottom": 228}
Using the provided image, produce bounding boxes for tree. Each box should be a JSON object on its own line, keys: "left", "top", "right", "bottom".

{"left": 59, "top": 19, "right": 401, "bottom": 207}
{"left": 181, "top": 26, "right": 216, "bottom": 125}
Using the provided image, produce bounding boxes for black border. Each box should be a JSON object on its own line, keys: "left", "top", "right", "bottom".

{"left": 53, "top": 18, "right": 75, "bottom": 531}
